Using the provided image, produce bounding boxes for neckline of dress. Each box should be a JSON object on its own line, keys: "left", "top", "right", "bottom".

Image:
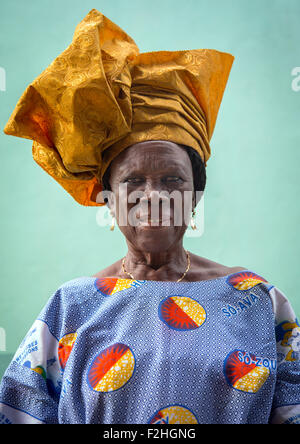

{"left": 90, "top": 269, "right": 253, "bottom": 285}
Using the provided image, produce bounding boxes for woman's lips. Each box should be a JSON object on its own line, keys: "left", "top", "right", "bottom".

{"left": 137, "top": 218, "right": 172, "bottom": 227}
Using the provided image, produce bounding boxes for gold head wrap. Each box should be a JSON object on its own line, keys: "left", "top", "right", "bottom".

{"left": 3, "top": 9, "right": 234, "bottom": 206}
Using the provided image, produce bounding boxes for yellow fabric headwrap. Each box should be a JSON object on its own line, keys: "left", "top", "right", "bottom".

{"left": 3, "top": 9, "right": 234, "bottom": 206}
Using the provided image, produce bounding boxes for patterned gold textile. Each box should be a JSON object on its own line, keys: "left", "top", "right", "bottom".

{"left": 3, "top": 9, "right": 234, "bottom": 206}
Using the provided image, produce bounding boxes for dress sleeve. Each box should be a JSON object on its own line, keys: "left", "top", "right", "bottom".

{"left": 268, "top": 285, "right": 300, "bottom": 424}
{"left": 0, "top": 289, "right": 64, "bottom": 424}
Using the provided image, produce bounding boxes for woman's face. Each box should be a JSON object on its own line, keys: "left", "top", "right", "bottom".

{"left": 106, "top": 140, "right": 195, "bottom": 252}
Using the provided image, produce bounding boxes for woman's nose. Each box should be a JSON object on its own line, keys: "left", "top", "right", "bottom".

{"left": 139, "top": 193, "right": 170, "bottom": 220}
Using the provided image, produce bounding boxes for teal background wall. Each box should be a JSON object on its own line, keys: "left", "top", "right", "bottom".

{"left": 0, "top": 0, "right": 299, "bottom": 379}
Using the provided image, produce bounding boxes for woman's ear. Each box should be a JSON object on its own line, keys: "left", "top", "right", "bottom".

{"left": 106, "top": 193, "right": 116, "bottom": 218}
{"left": 194, "top": 189, "right": 204, "bottom": 208}
{"left": 109, "top": 206, "right": 115, "bottom": 218}
{"left": 100, "top": 187, "right": 115, "bottom": 210}
{"left": 192, "top": 191, "right": 197, "bottom": 211}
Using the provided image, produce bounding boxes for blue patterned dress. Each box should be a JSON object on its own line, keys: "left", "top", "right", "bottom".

{"left": 0, "top": 270, "right": 299, "bottom": 424}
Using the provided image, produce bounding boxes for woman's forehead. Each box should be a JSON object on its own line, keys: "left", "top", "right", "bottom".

{"left": 110, "top": 141, "right": 192, "bottom": 174}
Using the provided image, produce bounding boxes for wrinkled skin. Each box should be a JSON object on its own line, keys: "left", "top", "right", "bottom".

{"left": 93, "top": 140, "right": 245, "bottom": 282}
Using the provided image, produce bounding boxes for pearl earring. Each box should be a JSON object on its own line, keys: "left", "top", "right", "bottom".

{"left": 190, "top": 209, "right": 197, "bottom": 230}
{"left": 110, "top": 215, "right": 115, "bottom": 231}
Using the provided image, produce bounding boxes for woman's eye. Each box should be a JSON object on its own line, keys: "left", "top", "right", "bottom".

{"left": 123, "top": 176, "right": 183, "bottom": 184}
{"left": 124, "top": 178, "right": 144, "bottom": 184}
{"left": 163, "top": 176, "right": 183, "bottom": 183}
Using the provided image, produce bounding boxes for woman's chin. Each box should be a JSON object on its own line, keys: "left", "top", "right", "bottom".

{"left": 132, "top": 224, "right": 187, "bottom": 250}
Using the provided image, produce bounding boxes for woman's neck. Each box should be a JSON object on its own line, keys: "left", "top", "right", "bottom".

{"left": 122, "top": 243, "right": 189, "bottom": 281}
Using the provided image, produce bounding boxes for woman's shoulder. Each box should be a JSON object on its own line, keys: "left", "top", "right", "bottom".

{"left": 41, "top": 276, "right": 97, "bottom": 312}
{"left": 187, "top": 253, "right": 248, "bottom": 281}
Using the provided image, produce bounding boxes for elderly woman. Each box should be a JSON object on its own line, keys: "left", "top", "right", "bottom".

{"left": 0, "top": 9, "right": 299, "bottom": 425}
